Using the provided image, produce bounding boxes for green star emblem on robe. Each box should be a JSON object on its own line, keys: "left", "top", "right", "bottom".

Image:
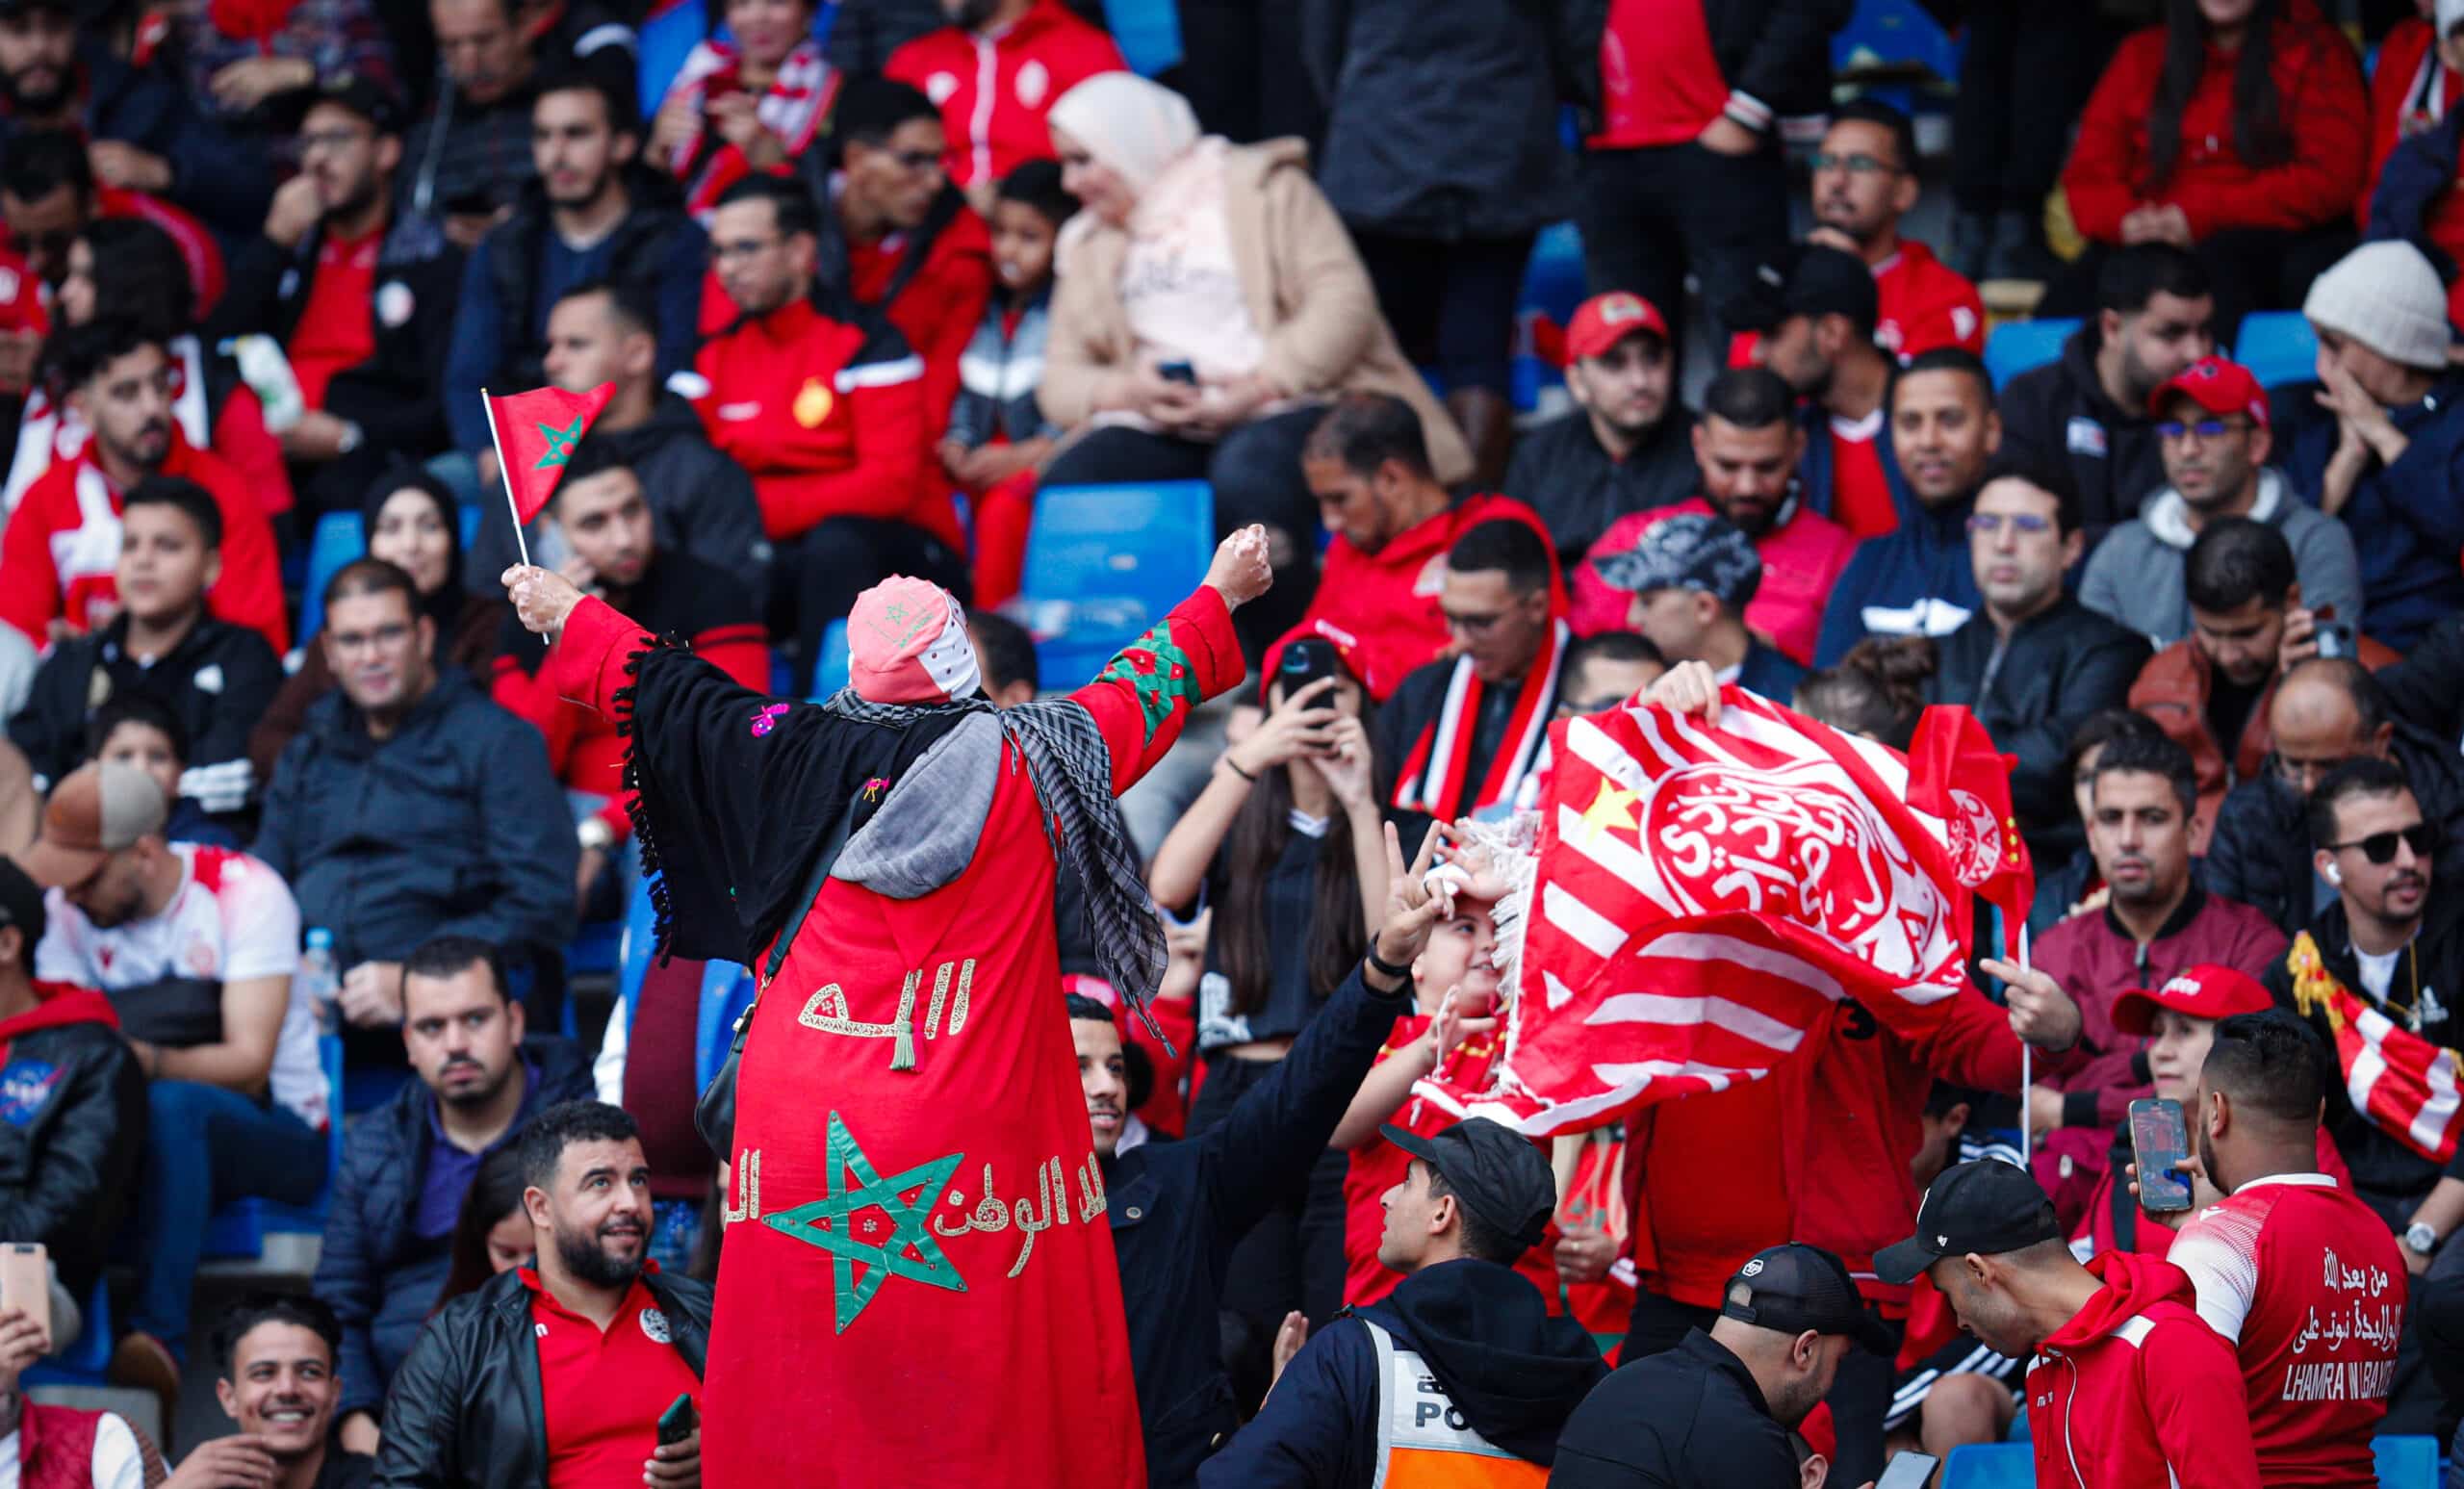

{"left": 534, "top": 416, "right": 586, "bottom": 470}
{"left": 760, "top": 1113, "right": 967, "bottom": 1332}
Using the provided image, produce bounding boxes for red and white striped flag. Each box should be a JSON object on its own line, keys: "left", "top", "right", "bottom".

{"left": 1419, "top": 685, "right": 2016, "bottom": 1138}
{"left": 2289, "top": 933, "right": 2463, "bottom": 1162}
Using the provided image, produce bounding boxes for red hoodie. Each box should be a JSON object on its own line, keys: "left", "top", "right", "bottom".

{"left": 0, "top": 983, "right": 120, "bottom": 1057}
{"left": 2063, "top": 9, "right": 2368, "bottom": 243}
{"left": 1300, "top": 494, "right": 1559, "bottom": 702}
{"left": 885, "top": 0, "right": 1127, "bottom": 190}
{"left": 2027, "top": 1249, "right": 2261, "bottom": 1489}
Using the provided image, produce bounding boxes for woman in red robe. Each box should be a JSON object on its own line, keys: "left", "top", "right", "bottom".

{"left": 503, "top": 528, "right": 1273, "bottom": 1487}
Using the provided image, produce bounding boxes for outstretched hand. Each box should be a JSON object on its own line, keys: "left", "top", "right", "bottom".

{"left": 502, "top": 563, "right": 587, "bottom": 639}
{"left": 1204, "top": 524, "right": 1275, "bottom": 608}
{"left": 1981, "top": 958, "right": 2085, "bottom": 1053}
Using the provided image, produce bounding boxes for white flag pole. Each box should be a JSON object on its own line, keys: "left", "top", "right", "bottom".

{"left": 479, "top": 390, "right": 547, "bottom": 646}
{"left": 2019, "top": 921, "right": 2034, "bottom": 1168}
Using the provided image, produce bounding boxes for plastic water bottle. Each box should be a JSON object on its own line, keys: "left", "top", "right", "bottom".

{"left": 221, "top": 334, "right": 304, "bottom": 434}
{"left": 299, "top": 928, "right": 339, "bottom": 1036}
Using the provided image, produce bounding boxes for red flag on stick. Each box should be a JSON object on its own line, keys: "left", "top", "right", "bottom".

{"left": 483, "top": 382, "right": 614, "bottom": 526}
{"left": 1902, "top": 706, "right": 2034, "bottom": 962}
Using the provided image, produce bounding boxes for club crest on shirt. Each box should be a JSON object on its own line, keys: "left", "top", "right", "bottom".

{"left": 185, "top": 936, "right": 219, "bottom": 978}
{"left": 639, "top": 1306, "right": 672, "bottom": 1344}
{"left": 794, "top": 378, "right": 834, "bottom": 428}
{"left": 0, "top": 1060, "right": 64, "bottom": 1127}
{"left": 1015, "top": 61, "right": 1049, "bottom": 108}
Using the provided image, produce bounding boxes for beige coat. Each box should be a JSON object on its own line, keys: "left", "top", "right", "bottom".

{"left": 1040, "top": 137, "right": 1474, "bottom": 485}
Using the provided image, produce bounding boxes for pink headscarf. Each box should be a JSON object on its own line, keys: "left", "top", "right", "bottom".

{"left": 846, "top": 577, "right": 982, "bottom": 704}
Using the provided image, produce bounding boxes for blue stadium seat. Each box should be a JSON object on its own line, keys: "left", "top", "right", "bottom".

{"left": 814, "top": 618, "right": 851, "bottom": 699}
{"left": 1102, "top": 0, "right": 1182, "bottom": 75}
{"left": 200, "top": 1034, "right": 346, "bottom": 1260}
{"left": 1833, "top": 0, "right": 1960, "bottom": 84}
{"left": 1520, "top": 221, "right": 1587, "bottom": 328}
{"left": 2374, "top": 1434, "right": 2439, "bottom": 1488}
{"left": 21, "top": 1279, "right": 110, "bottom": 1388}
{"left": 295, "top": 513, "right": 366, "bottom": 643}
{"left": 1016, "top": 481, "right": 1214, "bottom": 687}
{"left": 1939, "top": 1442, "right": 2033, "bottom": 1489}
{"left": 635, "top": 0, "right": 708, "bottom": 119}
{"left": 2233, "top": 311, "right": 2321, "bottom": 391}
{"left": 1985, "top": 319, "right": 2080, "bottom": 391}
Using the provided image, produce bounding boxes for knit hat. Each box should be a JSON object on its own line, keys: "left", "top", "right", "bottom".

{"left": 1045, "top": 73, "right": 1200, "bottom": 194}
{"left": 2302, "top": 241, "right": 2451, "bottom": 372}
{"left": 2440, "top": 0, "right": 2464, "bottom": 38}
{"left": 845, "top": 577, "right": 981, "bottom": 705}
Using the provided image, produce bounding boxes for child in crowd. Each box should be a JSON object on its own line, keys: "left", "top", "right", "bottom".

{"left": 937, "top": 160, "right": 1074, "bottom": 608}
{"left": 86, "top": 693, "right": 241, "bottom": 850}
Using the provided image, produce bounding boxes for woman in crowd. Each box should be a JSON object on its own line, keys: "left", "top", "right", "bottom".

{"left": 431, "top": 1148, "right": 528, "bottom": 1309}
{"left": 649, "top": 0, "right": 834, "bottom": 218}
{"left": 2054, "top": 0, "right": 2369, "bottom": 342}
{"left": 1039, "top": 70, "right": 1472, "bottom": 659}
{"left": 246, "top": 471, "right": 504, "bottom": 778}
{"left": 2363, "top": 0, "right": 2464, "bottom": 215}
{"left": 1792, "top": 633, "right": 1935, "bottom": 751}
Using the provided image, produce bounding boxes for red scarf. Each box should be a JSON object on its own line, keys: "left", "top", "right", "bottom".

{"left": 1392, "top": 620, "right": 1566, "bottom": 819}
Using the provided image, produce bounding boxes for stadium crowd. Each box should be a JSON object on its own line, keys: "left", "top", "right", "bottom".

{"left": 0, "top": 0, "right": 2461, "bottom": 1481}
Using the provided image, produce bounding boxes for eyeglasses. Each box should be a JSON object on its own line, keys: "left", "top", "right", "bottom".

{"left": 2328, "top": 822, "right": 2439, "bottom": 864}
{"left": 1810, "top": 151, "right": 1899, "bottom": 176}
{"left": 707, "top": 235, "right": 782, "bottom": 265}
{"left": 2155, "top": 417, "right": 2249, "bottom": 440}
{"left": 297, "top": 128, "right": 373, "bottom": 155}
{"left": 880, "top": 148, "right": 942, "bottom": 173}
{"left": 1964, "top": 512, "right": 2053, "bottom": 537}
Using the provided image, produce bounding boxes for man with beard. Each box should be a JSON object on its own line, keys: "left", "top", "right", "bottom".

{"left": 443, "top": 69, "right": 704, "bottom": 486}
{"left": 886, "top": 0, "right": 1124, "bottom": 214}
{"left": 0, "top": 125, "right": 225, "bottom": 331}
{"left": 398, "top": 0, "right": 538, "bottom": 247}
{"left": 375, "top": 1100, "right": 710, "bottom": 1488}
{"left": 1742, "top": 243, "right": 1901, "bottom": 540}
{"left": 1997, "top": 244, "right": 2217, "bottom": 545}
{"left": 1801, "top": 101, "right": 1982, "bottom": 360}
{"left": 167, "top": 1294, "right": 374, "bottom": 1489}
{"left": 313, "top": 937, "right": 590, "bottom": 1458}
{"left": 208, "top": 76, "right": 464, "bottom": 517}
{"left": 1574, "top": 368, "right": 1854, "bottom": 665}
{"left": 1502, "top": 292, "right": 1696, "bottom": 572}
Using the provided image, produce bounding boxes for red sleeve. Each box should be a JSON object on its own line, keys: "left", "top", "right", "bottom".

{"left": 2064, "top": 31, "right": 2166, "bottom": 244}
{"left": 2362, "top": 25, "right": 2430, "bottom": 226}
{"left": 1066, "top": 584, "right": 1245, "bottom": 793}
{"left": 0, "top": 476, "right": 64, "bottom": 644}
{"left": 1056, "top": 25, "right": 1127, "bottom": 88}
{"left": 491, "top": 653, "right": 578, "bottom": 769}
{"left": 757, "top": 372, "right": 931, "bottom": 535}
{"left": 1902, "top": 985, "right": 2091, "bottom": 1092}
{"left": 201, "top": 472, "right": 288, "bottom": 655}
{"left": 544, "top": 595, "right": 653, "bottom": 719}
{"left": 2171, "top": 34, "right": 2370, "bottom": 237}
{"left": 2143, "top": 1317, "right": 2264, "bottom": 1488}
{"left": 212, "top": 389, "right": 293, "bottom": 517}
{"left": 918, "top": 247, "right": 993, "bottom": 427}
{"left": 695, "top": 626, "right": 772, "bottom": 692}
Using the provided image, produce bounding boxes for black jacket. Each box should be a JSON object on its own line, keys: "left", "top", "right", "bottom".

{"left": 313, "top": 1037, "right": 594, "bottom": 1423}
{"left": 1931, "top": 597, "right": 2151, "bottom": 861}
{"left": 2207, "top": 722, "right": 2464, "bottom": 937}
{"left": 0, "top": 993, "right": 144, "bottom": 1303}
{"left": 1551, "top": 1328, "right": 1800, "bottom": 1488}
{"left": 1502, "top": 406, "right": 1697, "bottom": 566}
{"left": 1558, "top": 0, "right": 1851, "bottom": 131}
{"left": 1197, "top": 1258, "right": 1607, "bottom": 1485}
{"left": 481, "top": 182, "right": 700, "bottom": 394}
{"left": 372, "top": 1261, "right": 711, "bottom": 1489}
{"left": 1996, "top": 326, "right": 2169, "bottom": 547}
{"left": 1110, "top": 964, "right": 1408, "bottom": 1486}
{"left": 2378, "top": 611, "right": 2464, "bottom": 751}
{"left": 0, "top": 41, "right": 272, "bottom": 241}
{"left": 2413, "top": 1216, "right": 2464, "bottom": 1459}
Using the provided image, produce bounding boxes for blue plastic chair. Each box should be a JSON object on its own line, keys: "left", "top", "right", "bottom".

{"left": 2233, "top": 310, "right": 2321, "bottom": 391}
{"left": 200, "top": 1033, "right": 346, "bottom": 1260}
{"left": 295, "top": 513, "right": 367, "bottom": 643}
{"left": 814, "top": 618, "right": 852, "bottom": 699}
{"left": 1519, "top": 221, "right": 1587, "bottom": 328}
{"left": 2374, "top": 1434, "right": 2439, "bottom": 1488}
{"left": 1103, "top": 0, "right": 1182, "bottom": 75}
{"left": 1940, "top": 1442, "right": 2034, "bottom": 1489}
{"left": 1985, "top": 319, "right": 2080, "bottom": 391}
{"left": 21, "top": 1279, "right": 110, "bottom": 1388}
{"left": 1833, "top": 0, "right": 1961, "bottom": 83}
{"left": 1016, "top": 481, "right": 1214, "bottom": 687}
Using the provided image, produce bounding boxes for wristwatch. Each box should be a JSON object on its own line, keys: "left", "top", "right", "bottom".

{"left": 577, "top": 817, "right": 615, "bottom": 853}
{"left": 2405, "top": 1220, "right": 2441, "bottom": 1256}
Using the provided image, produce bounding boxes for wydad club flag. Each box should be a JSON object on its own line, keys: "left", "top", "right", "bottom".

{"left": 1418, "top": 685, "right": 2029, "bottom": 1138}
{"left": 484, "top": 382, "right": 615, "bottom": 523}
{"left": 2288, "top": 933, "right": 2464, "bottom": 1162}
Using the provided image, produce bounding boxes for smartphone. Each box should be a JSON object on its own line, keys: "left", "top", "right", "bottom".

{"left": 1157, "top": 360, "right": 1197, "bottom": 385}
{"left": 1278, "top": 636, "right": 1339, "bottom": 703}
{"left": 655, "top": 1392, "right": 698, "bottom": 1447}
{"left": 2316, "top": 620, "right": 2356, "bottom": 659}
{"left": 0, "top": 1244, "right": 47, "bottom": 1343}
{"left": 441, "top": 189, "right": 498, "bottom": 218}
{"left": 1875, "top": 1450, "right": 1940, "bottom": 1489}
{"left": 2129, "top": 1097, "right": 2194, "bottom": 1213}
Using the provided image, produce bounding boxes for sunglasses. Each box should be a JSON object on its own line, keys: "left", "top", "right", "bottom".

{"left": 2327, "top": 822, "right": 2438, "bottom": 864}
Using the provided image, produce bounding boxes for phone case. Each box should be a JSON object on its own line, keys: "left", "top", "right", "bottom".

{"left": 2129, "top": 1098, "right": 2194, "bottom": 1213}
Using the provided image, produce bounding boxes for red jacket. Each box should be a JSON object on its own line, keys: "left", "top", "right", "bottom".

{"left": 2363, "top": 18, "right": 2461, "bottom": 226}
{"left": 1301, "top": 493, "right": 1559, "bottom": 701}
{"left": 0, "top": 433, "right": 286, "bottom": 654}
{"left": 1728, "top": 238, "right": 1985, "bottom": 367}
{"left": 885, "top": 0, "right": 1126, "bottom": 190}
{"left": 2028, "top": 1249, "right": 2260, "bottom": 1488}
{"left": 692, "top": 293, "right": 961, "bottom": 548}
{"left": 2063, "top": 13, "right": 2368, "bottom": 243}
{"left": 846, "top": 205, "right": 995, "bottom": 427}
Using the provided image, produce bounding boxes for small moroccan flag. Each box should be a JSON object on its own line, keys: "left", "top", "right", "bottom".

{"left": 483, "top": 382, "right": 616, "bottom": 524}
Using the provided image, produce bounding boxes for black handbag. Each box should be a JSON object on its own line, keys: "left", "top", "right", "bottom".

{"left": 694, "top": 816, "right": 849, "bottom": 1163}
{"left": 108, "top": 976, "right": 225, "bottom": 1048}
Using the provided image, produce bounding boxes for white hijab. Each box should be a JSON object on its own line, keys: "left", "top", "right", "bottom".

{"left": 1045, "top": 71, "right": 1201, "bottom": 196}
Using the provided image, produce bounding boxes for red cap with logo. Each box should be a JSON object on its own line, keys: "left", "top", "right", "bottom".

{"left": 2146, "top": 355, "right": 2270, "bottom": 428}
{"left": 2111, "top": 963, "right": 2274, "bottom": 1037}
{"left": 1563, "top": 292, "right": 1671, "bottom": 365}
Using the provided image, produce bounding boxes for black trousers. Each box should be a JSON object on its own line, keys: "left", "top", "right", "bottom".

{"left": 1351, "top": 228, "right": 1536, "bottom": 397}
{"left": 1576, "top": 141, "right": 1789, "bottom": 360}
{"left": 1167, "top": 0, "right": 1323, "bottom": 149}
{"left": 1623, "top": 1285, "right": 1903, "bottom": 1484}
{"left": 2040, "top": 225, "right": 2356, "bottom": 351}
{"left": 772, "top": 516, "right": 969, "bottom": 695}
{"left": 1950, "top": 7, "right": 2119, "bottom": 218}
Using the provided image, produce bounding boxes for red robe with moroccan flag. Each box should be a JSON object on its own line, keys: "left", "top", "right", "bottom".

{"left": 546, "top": 584, "right": 1245, "bottom": 1487}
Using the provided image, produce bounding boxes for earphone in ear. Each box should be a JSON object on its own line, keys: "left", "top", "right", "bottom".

{"left": 2326, "top": 862, "right": 2345, "bottom": 886}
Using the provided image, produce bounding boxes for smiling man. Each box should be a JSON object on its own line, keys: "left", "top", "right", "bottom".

{"left": 167, "top": 1294, "right": 372, "bottom": 1489}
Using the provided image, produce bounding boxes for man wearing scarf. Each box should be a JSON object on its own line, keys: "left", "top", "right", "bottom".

{"left": 502, "top": 526, "right": 1272, "bottom": 1486}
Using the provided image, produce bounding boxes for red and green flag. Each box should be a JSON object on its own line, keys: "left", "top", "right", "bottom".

{"left": 483, "top": 382, "right": 615, "bottom": 525}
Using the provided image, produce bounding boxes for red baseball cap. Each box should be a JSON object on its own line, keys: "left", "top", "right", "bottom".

{"left": 1563, "top": 292, "right": 1670, "bottom": 365}
{"left": 1261, "top": 617, "right": 1381, "bottom": 701}
{"left": 2147, "top": 355, "right": 2270, "bottom": 428}
{"left": 2111, "top": 963, "right": 2274, "bottom": 1038}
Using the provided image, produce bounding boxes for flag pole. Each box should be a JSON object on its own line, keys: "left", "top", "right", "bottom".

{"left": 2019, "top": 922, "right": 2033, "bottom": 1168}
{"left": 479, "top": 390, "right": 546, "bottom": 646}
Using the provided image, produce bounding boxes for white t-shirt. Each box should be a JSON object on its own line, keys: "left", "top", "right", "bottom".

{"left": 34, "top": 844, "right": 324, "bottom": 1130}
{"left": 2356, "top": 945, "right": 2401, "bottom": 1005}
{"left": 0, "top": 1410, "right": 145, "bottom": 1487}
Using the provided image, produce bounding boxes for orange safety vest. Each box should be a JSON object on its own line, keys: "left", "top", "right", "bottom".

{"left": 1365, "top": 1320, "right": 1550, "bottom": 1488}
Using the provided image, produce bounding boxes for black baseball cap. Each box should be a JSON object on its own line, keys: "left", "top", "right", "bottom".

{"left": 0, "top": 856, "right": 45, "bottom": 963}
{"left": 1873, "top": 1160, "right": 2066, "bottom": 1285}
{"left": 1721, "top": 1243, "right": 1895, "bottom": 1354}
{"left": 1379, "top": 1117, "right": 1555, "bottom": 1252}
{"left": 298, "top": 72, "right": 405, "bottom": 136}
{"left": 1731, "top": 243, "right": 1879, "bottom": 335}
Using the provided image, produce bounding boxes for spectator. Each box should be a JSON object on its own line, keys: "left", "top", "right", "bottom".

{"left": 373, "top": 1101, "right": 708, "bottom": 1488}
{"left": 0, "top": 0, "right": 273, "bottom": 240}
{"left": 207, "top": 76, "right": 462, "bottom": 518}
{"left": 2082, "top": 356, "right": 2364, "bottom": 647}
{"left": 1039, "top": 70, "right": 1473, "bottom": 657}
{"left": 1375, "top": 520, "right": 1563, "bottom": 829}
{"left": 1553, "top": 1245, "right": 1890, "bottom": 1489}
{"left": 166, "top": 1293, "right": 372, "bottom": 1489}
{"left": 2363, "top": 0, "right": 2464, "bottom": 272}
{"left": 885, "top": 0, "right": 1122, "bottom": 212}
{"left": 1562, "top": 0, "right": 1848, "bottom": 358}
{"left": 1303, "top": 0, "right": 1570, "bottom": 487}
{"left": 1576, "top": 369, "right": 1855, "bottom": 667}
{"left": 2207, "top": 657, "right": 2464, "bottom": 936}
{"left": 0, "top": 856, "right": 142, "bottom": 1330}
{"left": 2127, "top": 519, "right": 2395, "bottom": 849}
{"left": 432, "top": 1146, "right": 529, "bottom": 1306}
{"left": 168, "top": 0, "right": 396, "bottom": 135}
{"left": 2054, "top": 0, "right": 2368, "bottom": 343}
{"left": 1739, "top": 244, "right": 1900, "bottom": 539}
{"left": 0, "top": 125, "right": 225, "bottom": 328}
{"left": 2024, "top": 734, "right": 2286, "bottom": 1165}
{"left": 650, "top": 0, "right": 834, "bottom": 218}
{"left": 1929, "top": 458, "right": 2151, "bottom": 863}
{"left": 22, "top": 760, "right": 324, "bottom": 1401}
{"left": 444, "top": 68, "right": 705, "bottom": 476}
{"left": 251, "top": 559, "right": 575, "bottom": 1065}
{"left": 1812, "top": 347, "right": 1998, "bottom": 666}
{"left": 1555, "top": 631, "right": 1666, "bottom": 720}
{"left": 468, "top": 281, "right": 767, "bottom": 602}
{"left": 87, "top": 691, "right": 241, "bottom": 849}
{"left": 1299, "top": 393, "right": 1555, "bottom": 699}
{"left": 1501, "top": 291, "right": 1696, "bottom": 569}
{"left": 398, "top": 0, "right": 541, "bottom": 246}
{"left": 315, "top": 937, "right": 590, "bottom": 1456}
{"left": 1803, "top": 100, "right": 1984, "bottom": 359}
{"left": 2377, "top": 608, "right": 2464, "bottom": 747}
{"left": 6, "top": 476, "right": 282, "bottom": 831}
{"left": 1998, "top": 244, "right": 2218, "bottom": 544}
{"left": 1792, "top": 635, "right": 1931, "bottom": 748}
{"left": 249, "top": 472, "right": 507, "bottom": 783}
{"left": 0, "top": 319, "right": 286, "bottom": 655}
{"left": 1946, "top": 12, "right": 2118, "bottom": 281}
{"left": 1874, "top": 1160, "right": 2262, "bottom": 1489}
{"left": 937, "top": 160, "right": 1070, "bottom": 610}
{"left": 2280, "top": 239, "right": 2464, "bottom": 651}
{"left": 694, "top": 173, "right": 963, "bottom": 689}
{"left": 0, "top": 1302, "right": 154, "bottom": 1483}
{"left": 1200, "top": 1117, "right": 1605, "bottom": 1485}
{"left": 1597, "top": 511, "right": 1807, "bottom": 701}
{"left": 2164, "top": 1010, "right": 2407, "bottom": 1482}
{"left": 489, "top": 451, "right": 767, "bottom": 916}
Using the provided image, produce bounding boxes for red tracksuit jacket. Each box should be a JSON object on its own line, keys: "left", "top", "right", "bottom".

{"left": 885, "top": 0, "right": 1127, "bottom": 190}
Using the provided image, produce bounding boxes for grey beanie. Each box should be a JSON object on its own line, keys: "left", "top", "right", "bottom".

{"left": 2302, "top": 241, "right": 2451, "bottom": 372}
